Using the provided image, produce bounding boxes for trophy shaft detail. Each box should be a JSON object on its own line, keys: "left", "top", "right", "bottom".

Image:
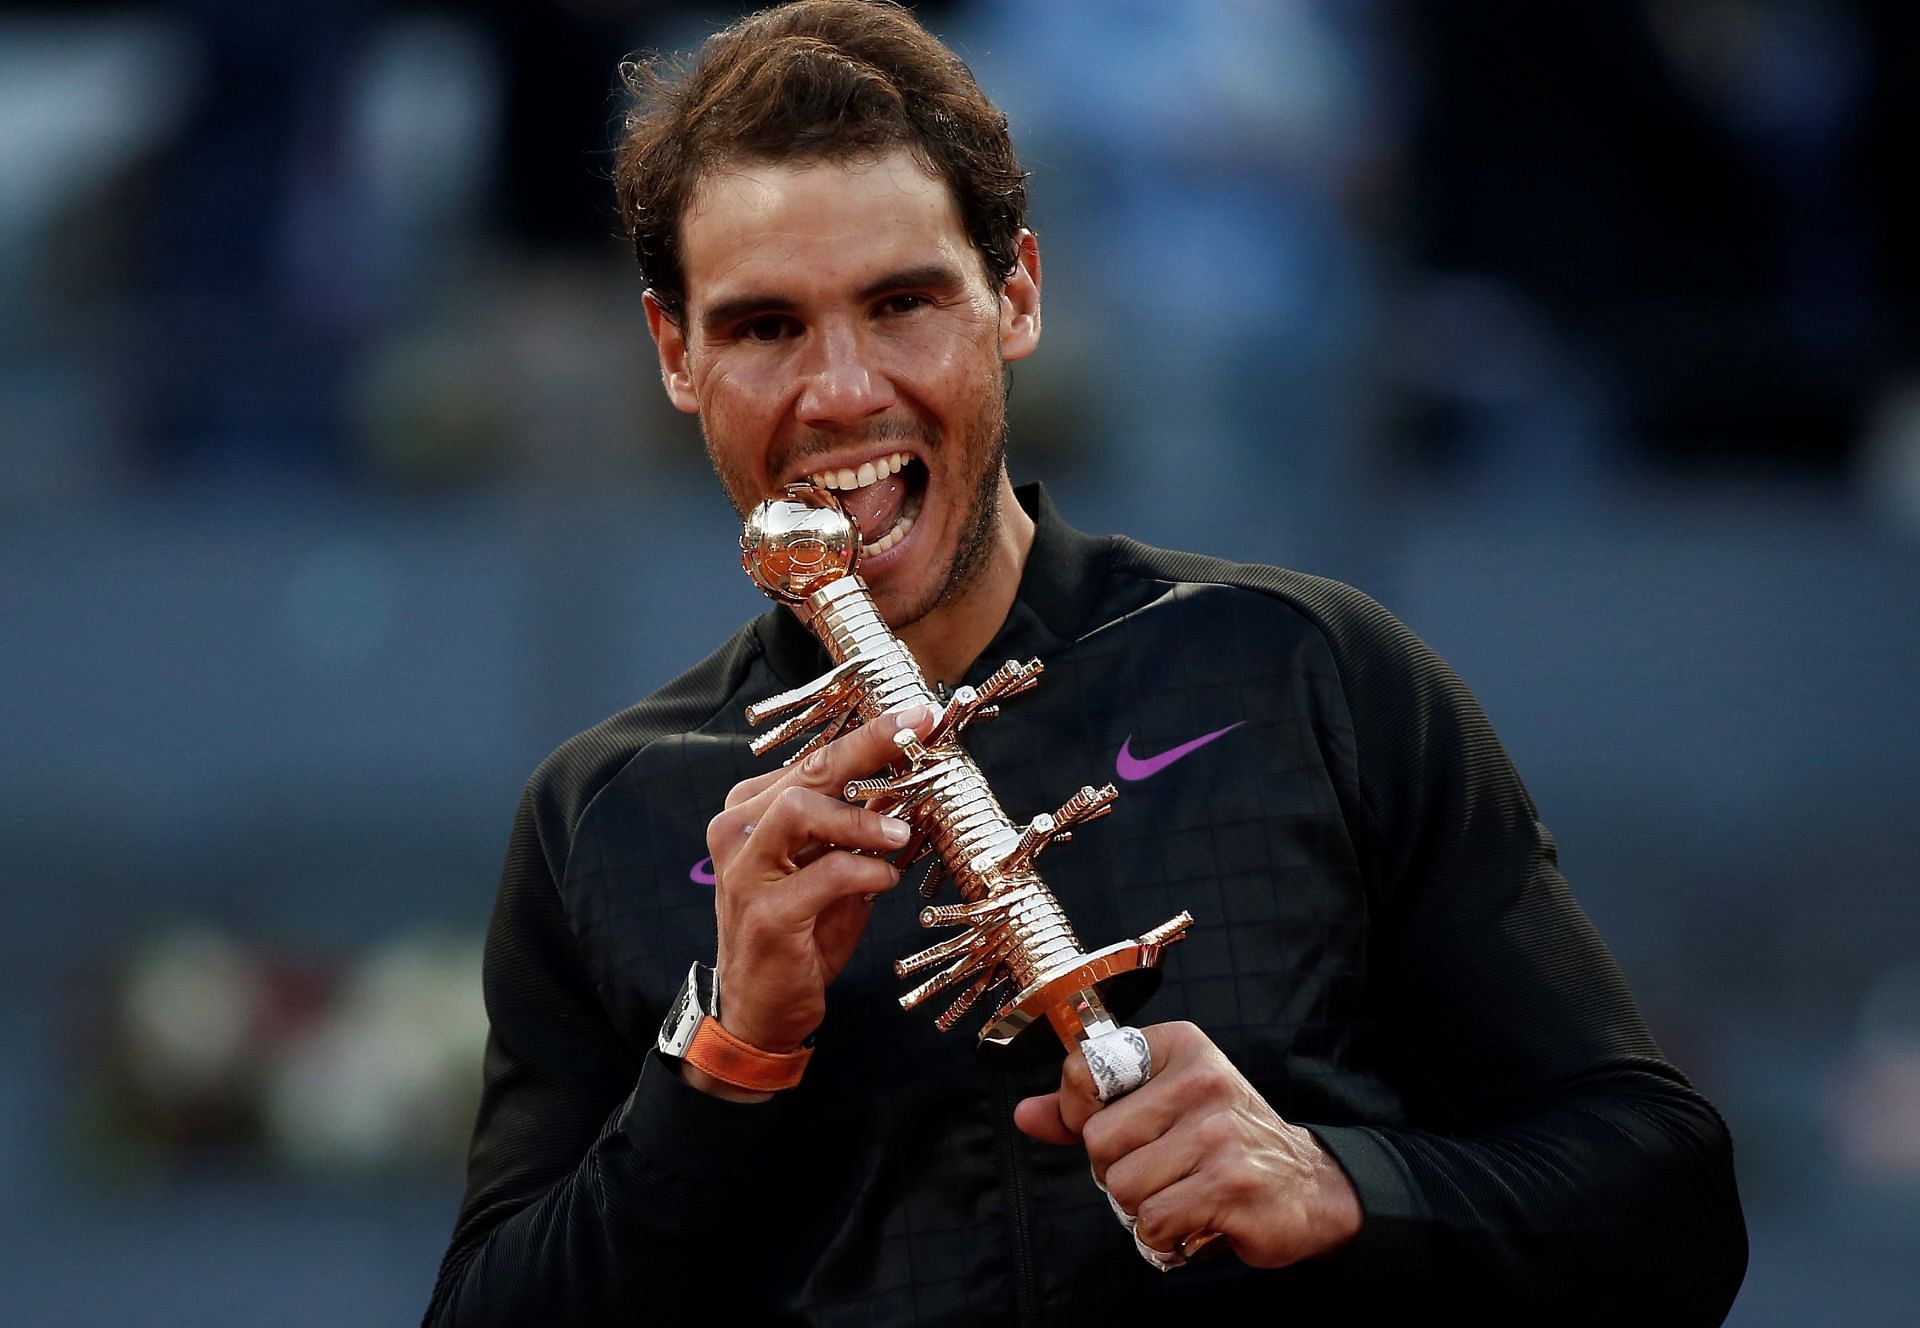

{"left": 741, "top": 486, "right": 1191, "bottom": 1060}
{"left": 770, "top": 572, "right": 1088, "bottom": 1015}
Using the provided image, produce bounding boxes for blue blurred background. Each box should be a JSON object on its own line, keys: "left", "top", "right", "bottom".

{"left": 3, "top": 2, "right": 1917, "bottom": 1322}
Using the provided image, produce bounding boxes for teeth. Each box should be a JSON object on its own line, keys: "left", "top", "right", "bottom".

{"left": 806, "top": 452, "right": 909, "bottom": 491}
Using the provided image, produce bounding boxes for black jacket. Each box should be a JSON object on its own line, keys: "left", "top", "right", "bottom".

{"left": 425, "top": 486, "right": 1746, "bottom": 1325}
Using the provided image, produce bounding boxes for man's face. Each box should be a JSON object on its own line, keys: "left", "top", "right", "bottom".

{"left": 647, "top": 149, "right": 1040, "bottom": 632}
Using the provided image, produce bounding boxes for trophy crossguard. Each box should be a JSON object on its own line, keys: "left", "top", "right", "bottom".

{"left": 741, "top": 485, "right": 1193, "bottom": 1062}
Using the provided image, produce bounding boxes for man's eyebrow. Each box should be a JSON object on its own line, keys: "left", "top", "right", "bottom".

{"left": 700, "top": 293, "right": 797, "bottom": 336}
{"left": 856, "top": 264, "right": 965, "bottom": 300}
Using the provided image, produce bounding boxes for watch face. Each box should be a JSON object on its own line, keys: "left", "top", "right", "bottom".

{"left": 658, "top": 969, "right": 701, "bottom": 1057}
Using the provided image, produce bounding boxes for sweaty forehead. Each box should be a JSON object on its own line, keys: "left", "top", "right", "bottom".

{"left": 679, "top": 150, "right": 977, "bottom": 307}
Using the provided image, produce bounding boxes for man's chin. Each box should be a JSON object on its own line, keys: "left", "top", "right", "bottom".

{"left": 863, "top": 571, "right": 941, "bottom": 636}
{"left": 866, "top": 537, "right": 968, "bottom": 634}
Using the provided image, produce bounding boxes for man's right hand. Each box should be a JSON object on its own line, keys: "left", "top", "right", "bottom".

{"left": 689, "top": 704, "right": 934, "bottom": 1099}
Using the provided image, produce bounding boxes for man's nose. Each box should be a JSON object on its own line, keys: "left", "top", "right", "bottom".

{"left": 795, "top": 325, "right": 895, "bottom": 429}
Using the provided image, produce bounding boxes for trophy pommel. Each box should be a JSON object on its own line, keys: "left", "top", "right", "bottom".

{"left": 742, "top": 484, "right": 861, "bottom": 602}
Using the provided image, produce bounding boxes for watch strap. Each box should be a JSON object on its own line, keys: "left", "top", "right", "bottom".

{"left": 658, "top": 961, "right": 812, "bottom": 1092}
{"left": 683, "top": 1015, "right": 812, "bottom": 1093}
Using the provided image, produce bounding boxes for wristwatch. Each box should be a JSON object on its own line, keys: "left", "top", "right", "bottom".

{"left": 657, "top": 961, "right": 812, "bottom": 1093}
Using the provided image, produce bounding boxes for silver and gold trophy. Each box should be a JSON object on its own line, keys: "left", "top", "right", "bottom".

{"left": 740, "top": 484, "right": 1209, "bottom": 1269}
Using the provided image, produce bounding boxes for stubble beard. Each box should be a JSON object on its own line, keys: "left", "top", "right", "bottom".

{"left": 912, "top": 385, "right": 1007, "bottom": 631}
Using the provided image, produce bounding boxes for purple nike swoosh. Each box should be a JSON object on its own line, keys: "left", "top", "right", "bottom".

{"left": 1116, "top": 722, "right": 1246, "bottom": 781}
{"left": 690, "top": 857, "right": 716, "bottom": 885}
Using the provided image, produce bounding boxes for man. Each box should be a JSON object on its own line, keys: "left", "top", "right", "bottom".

{"left": 425, "top": 3, "right": 1747, "bottom": 1323}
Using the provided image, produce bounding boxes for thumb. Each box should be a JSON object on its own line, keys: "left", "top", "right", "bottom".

{"left": 1013, "top": 1091, "right": 1080, "bottom": 1145}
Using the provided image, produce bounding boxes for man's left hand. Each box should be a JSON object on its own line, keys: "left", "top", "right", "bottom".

{"left": 1013, "top": 1021, "right": 1364, "bottom": 1267}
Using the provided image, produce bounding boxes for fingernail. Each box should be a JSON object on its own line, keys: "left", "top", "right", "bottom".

{"left": 881, "top": 816, "right": 912, "bottom": 845}
{"left": 888, "top": 703, "right": 931, "bottom": 728}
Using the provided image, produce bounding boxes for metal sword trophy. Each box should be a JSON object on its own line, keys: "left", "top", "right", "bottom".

{"left": 739, "top": 483, "right": 1212, "bottom": 1270}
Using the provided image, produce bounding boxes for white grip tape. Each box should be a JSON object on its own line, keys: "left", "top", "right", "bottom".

{"left": 1083, "top": 1025, "right": 1152, "bottom": 1103}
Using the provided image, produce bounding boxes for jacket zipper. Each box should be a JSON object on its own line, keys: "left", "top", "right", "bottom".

{"left": 995, "top": 1072, "right": 1041, "bottom": 1327}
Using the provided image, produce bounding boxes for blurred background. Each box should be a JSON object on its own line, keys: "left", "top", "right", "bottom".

{"left": 3, "top": 1, "right": 1916, "bottom": 1322}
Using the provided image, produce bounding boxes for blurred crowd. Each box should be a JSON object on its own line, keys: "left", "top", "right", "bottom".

{"left": 8, "top": 1, "right": 1920, "bottom": 502}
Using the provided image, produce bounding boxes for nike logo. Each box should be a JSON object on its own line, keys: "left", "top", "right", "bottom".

{"left": 1115, "top": 722, "right": 1245, "bottom": 781}
{"left": 690, "top": 857, "right": 716, "bottom": 885}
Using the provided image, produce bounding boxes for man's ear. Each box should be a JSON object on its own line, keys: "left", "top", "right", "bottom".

{"left": 644, "top": 290, "right": 701, "bottom": 415}
{"left": 999, "top": 229, "right": 1042, "bottom": 364}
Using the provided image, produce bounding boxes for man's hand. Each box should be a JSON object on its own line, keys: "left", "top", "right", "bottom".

{"left": 1013, "top": 1021, "right": 1363, "bottom": 1266}
{"left": 690, "top": 704, "right": 934, "bottom": 1099}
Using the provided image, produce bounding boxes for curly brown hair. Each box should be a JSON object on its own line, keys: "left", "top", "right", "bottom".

{"left": 613, "top": 0, "right": 1029, "bottom": 324}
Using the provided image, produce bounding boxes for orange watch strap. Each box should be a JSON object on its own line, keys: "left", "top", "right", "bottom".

{"left": 682, "top": 1016, "right": 812, "bottom": 1092}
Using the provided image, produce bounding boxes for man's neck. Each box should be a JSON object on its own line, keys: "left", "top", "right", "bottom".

{"left": 897, "top": 474, "right": 1035, "bottom": 688}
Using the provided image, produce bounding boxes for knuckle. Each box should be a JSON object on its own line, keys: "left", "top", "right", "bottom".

{"left": 1192, "top": 1110, "right": 1236, "bottom": 1151}
{"left": 1063, "top": 1053, "right": 1095, "bottom": 1097}
{"left": 1188, "top": 1061, "right": 1234, "bottom": 1102}
{"left": 839, "top": 851, "right": 898, "bottom": 886}
{"left": 1080, "top": 1112, "right": 1114, "bottom": 1163}
{"left": 1134, "top": 1194, "right": 1175, "bottom": 1248}
{"left": 773, "top": 785, "right": 813, "bottom": 817}
{"left": 1219, "top": 1166, "right": 1261, "bottom": 1208}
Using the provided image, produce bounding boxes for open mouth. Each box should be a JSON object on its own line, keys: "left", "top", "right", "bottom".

{"left": 806, "top": 451, "right": 927, "bottom": 556}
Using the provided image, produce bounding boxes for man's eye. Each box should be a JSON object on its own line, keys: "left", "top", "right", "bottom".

{"left": 740, "top": 315, "right": 793, "bottom": 342}
{"left": 878, "top": 294, "right": 929, "bottom": 316}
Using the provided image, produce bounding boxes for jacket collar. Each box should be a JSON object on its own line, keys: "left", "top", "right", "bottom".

{"left": 753, "top": 482, "right": 1109, "bottom": 687}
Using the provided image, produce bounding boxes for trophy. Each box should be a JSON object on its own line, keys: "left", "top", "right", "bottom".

{"left": 740, "top": 484, "right": 1212, "bottom": 1269}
